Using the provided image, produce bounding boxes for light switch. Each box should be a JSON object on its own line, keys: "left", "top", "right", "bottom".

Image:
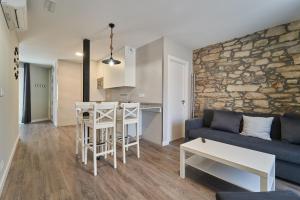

{"left": 0, "top": 88, "right": 4, "bottom": 97}
{"left": 138, "top": 93, "right": 145, "bottom": 98}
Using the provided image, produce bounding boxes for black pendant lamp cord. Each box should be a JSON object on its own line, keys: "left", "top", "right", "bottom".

{"left": 110, "top": 25, "right": 113, "bottom": 58}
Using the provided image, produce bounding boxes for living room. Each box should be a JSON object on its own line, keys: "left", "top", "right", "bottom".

{"left": 0, "top": 0, "right": 300, "bottom": 200}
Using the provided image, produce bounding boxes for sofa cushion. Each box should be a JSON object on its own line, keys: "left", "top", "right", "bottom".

{"left": 216, "top": 191, "right": 300, "bottom": 200}
{"left": 284, "top": 112, "right": 300, "bottom": 119}
{"left": 202, "top": 109, "right": 281, "bottom": 140}
{"left": 210, "top": 110, "right": 242, "bottom": 134}
{"left": 241, "top": 115, "right": 273, "bottom": 140}
{"left": 203, "top": 109, "right": 214, "bottom": 127}
{"left": 281, "top": 117, "right": 300, "bottom": 144}
{"left": 189, "top": 128, "right": 300, "bottom": 165}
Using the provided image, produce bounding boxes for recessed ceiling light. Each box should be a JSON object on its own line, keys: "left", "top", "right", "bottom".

{"left": 75, "top": 52, "right": 83, "bottom": 57}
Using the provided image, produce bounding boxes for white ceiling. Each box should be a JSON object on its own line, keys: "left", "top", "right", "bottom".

{"left": 18, "top": 0, "right": 300, "bottom": 65}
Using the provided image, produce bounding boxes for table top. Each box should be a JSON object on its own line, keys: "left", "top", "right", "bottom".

{"left": 181, "top": 138, "right": 275, "bottom": 176}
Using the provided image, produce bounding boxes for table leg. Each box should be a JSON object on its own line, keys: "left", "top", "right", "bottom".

{"left": 180, "top": 148, "right": 186, "bottom": 178}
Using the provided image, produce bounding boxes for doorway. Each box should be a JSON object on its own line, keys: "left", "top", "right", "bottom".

{"left": 166, "top": 55, "right": 189, "bottom": 143}
{"left": 19, "top": 63, "right": 52, "bottom": 124}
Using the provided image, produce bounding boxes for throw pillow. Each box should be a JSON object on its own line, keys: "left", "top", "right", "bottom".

{"left": 241, "top": 115, "right": 274, "bottom": 140}
{"left": 281, "top": 117, "right": 300, "bottom": 144}
{"left": 210, "top": 110, "right": 242, "bottom": 134}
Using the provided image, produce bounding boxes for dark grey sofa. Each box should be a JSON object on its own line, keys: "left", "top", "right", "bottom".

{"left": 216, "top": 191, "right": 300, "bottom": 200}
{"left": 185, "top": 109, "right": 300, "bottom": 185}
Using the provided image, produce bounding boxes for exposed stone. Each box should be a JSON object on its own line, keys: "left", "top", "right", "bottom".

{"left": 221, "top": 51, "right": 231, "bottom": 58}
{"left": 234, "top": 71, "right": 243, "bottom": 75}
{"left": 229, "top": 74, "right": 240, "bottom": 78}
{"left": 210, "top": 46, "right": 222, "bottom": 53}
{"left": 230, "top": 92, "right": 241, "bottom": 98}
{"left": 259, "top": 88, "right": 276, "bottom": 93}
{"left": 242, "top": 42, "right": 253, "bottom": 50}
{"left": 265, "top": 25, "right": 286, "bottom": 37}
{"left": 238, "top": 66, "right": 245, "bottom": 70}
{"left": 276, "top": 65, "right": 300, "bottom": 72}
{"left": 253, "top": 108, "right": 272, "bottom": 113}
{"left": 279, "top": 31, "right": 299, "bottom": 42}
{"left": 202, "top": 53, "right": 220, "bottom": 61}
{"left": 255, "top": 58, "right": 269, "bottom": 65}
{"left": 234, "top": 51, "right": 250, "bottom": 57}
{"left": 269, "top": 94, "right": 292, "bottom": 98}
{"left": 287, "top": 79, "right": 298, "bottom": 84}
{"left": 266, "top": 63, "right": 285, "bottom": 68}
{"left": 193, "top": 20, "right": 300, "bottom": 116}
{"left": 254, "top": 39, "right": 268, "bottom": 47}
{"left": 198, "top": 92, "right": 229, "bottom": 98}
{"left": 288, "top": 21, "right": 300, "bottom": 31}
{"left": 265, "top": 41, "right": 298, "bottom": 51}
{"left": 248, "top": 66, "right": 261, "bottom": 72}
{"left": 253, "top": 100, "right": 269, "bottom": 108}
{"left": 281, "top": 72, "right": 300, "bottom": 78}
{"left": 252, "top": 50, "right": 262, "bottom": 55}
{"left": 203, "top": 88, "right": 215, "bottom": 93}
{"left": 272, "top": 50, "right": 284, "bottom": 57}
{"left": 235, "top": 100, "right": 243, "bottom": 107}
{"left": 224, "top": 44, "right": 241, "bottom": 50}
{"left": 212, "top": 102, "right": 226, "bottom": 109}
{"left": 292, "top": 54, "right": 300, "bottom": 64}
{"left": 242, "top": 58, "right": 255, "bottom": 63}
{"left": 227, "top": 85, "right": 259, "bottom": 92}
{"left": 287, "top": 44, "right": 300, "bottom": 54}
{"left": 262, "top": 51, "right": 271, "bottom": 58}
{"left": 245, "top": 92, "right": 267, "bottom": 99}
{"left": 223, "top": 40, "right": 237, "bottom": 47}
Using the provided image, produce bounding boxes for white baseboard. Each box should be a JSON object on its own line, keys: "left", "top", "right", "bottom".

{"left": 0, "top": 134, "right": 19, "bottom": 197}
{"left": 162, "top": 140, "right": 169, "bottom": 146}
{"left": 31, "top": 118, "right": 49, "bottom": 123}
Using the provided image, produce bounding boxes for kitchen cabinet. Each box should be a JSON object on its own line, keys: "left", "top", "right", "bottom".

{"left": 102, "top": 46, "right": 136, "bottom": 89}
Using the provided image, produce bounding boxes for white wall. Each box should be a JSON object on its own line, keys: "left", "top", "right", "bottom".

{"left": 0, "top": 9, "right": 19, "bottom": 195}
{"left": 162, "top": 37, "right": 193, "bottom": 145}
{"left": 104, "top": 38, "right": 164, "bottom": 145}
{"left": 30, "top": 64, "right": 50, "bottom": 122}
{"left": 54, "top": 60, "right": 105, "bottom": 126}
{"left": 90, "top": 60, "right": 105, "bottom": 101}
{"left": 57, "top": 60, "right": 82, "bottom": 126}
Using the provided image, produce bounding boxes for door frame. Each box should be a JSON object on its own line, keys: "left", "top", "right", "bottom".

{"left": 164, "top": 55, "right": 189, "bottom": 145}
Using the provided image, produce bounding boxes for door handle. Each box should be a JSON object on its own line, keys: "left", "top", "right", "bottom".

{"left": 181, "top": 100, "right": 185, "bottom": 104}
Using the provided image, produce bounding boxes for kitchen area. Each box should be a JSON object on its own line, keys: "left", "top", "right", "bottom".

{"left": 101, "top": 40, "right": 164, "bottom": 145}
{"left": 53, "top": 37, "right": 192, "bottom": 146}
{"left": 53, "top": 38, "right": 165, "bottom": 145}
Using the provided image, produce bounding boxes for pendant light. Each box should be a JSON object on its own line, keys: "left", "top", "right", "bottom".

{"left": 102, "top": 23, "right": 121, "bottom": 66}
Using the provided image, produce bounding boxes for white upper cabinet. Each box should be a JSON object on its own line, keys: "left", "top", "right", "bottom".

{"left": 102, "top": 46, "right": 136, "bottom": 89}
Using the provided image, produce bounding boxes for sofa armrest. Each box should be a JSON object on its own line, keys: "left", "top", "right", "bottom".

{"left": 185, "top": 118, "right": 203, "bottom": 141}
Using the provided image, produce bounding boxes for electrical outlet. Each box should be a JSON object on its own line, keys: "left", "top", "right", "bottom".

{"left": 0, "top": 160, "right": 4, "bottom": 172}
{"left": 138, "top": 93, "right": 145, "bottom": 98}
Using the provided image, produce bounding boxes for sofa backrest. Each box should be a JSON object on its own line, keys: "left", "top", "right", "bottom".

{"left": 202, "top": 109, "right": 281, "bottom": 140}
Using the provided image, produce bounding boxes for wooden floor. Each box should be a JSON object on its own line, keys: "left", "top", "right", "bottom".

{"left": 1, "top": 122, "right": 300, "bottom": 200}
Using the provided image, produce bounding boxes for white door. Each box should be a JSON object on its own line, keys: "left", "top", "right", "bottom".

{"left": 167, "top": 56, "right": 188, "bottom": 142}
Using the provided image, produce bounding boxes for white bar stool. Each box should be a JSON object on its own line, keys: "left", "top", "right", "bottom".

{"left": 75, "top": 102, "right": 95, "bottom": 163}
{"left": 85, "top": 102, "right": 118, "bottom": 176}
{"left": 118, "top": 103, "right": 140, "bottom": 164}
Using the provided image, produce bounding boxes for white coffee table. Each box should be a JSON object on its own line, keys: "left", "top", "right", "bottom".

{"left": 180, "top": 138, "right": 275, "bottom": 192}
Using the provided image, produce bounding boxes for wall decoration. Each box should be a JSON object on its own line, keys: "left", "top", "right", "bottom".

{"left": 13, "top": 47, "right": 19, "bottom": 80}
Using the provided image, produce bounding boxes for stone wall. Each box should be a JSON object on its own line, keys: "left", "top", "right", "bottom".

{"left": 193, "top": 20, "right": 300, "bottom": 117}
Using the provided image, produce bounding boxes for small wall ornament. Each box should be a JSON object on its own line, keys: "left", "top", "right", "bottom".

{"left": 13, "top": 47, "right": 19, "bottom": 80}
